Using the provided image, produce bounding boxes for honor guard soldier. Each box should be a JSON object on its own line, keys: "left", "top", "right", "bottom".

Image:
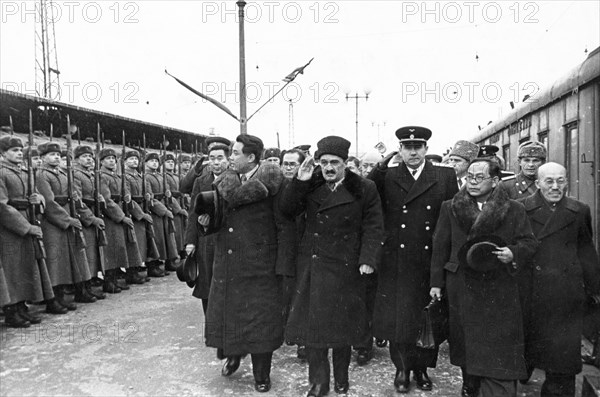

{"left": 0, "top": 136, "right": 55, "bottom": 326}
{"left": 23, "top": 146, "right": 42, "bottom": 170}
{"left": 98, "top": 148, "right": 143, "bottom": 292}
{"left": 183, "top": 136, "right": 230, "bottom": 315}
{"left": 369, "top": 126, "right": 459, "bottom": 393}
{"left": 263, "top": 147, "right": 281, "bottom": 165}
{"left": 163, "top": 153, "right": 189, "bottom": 264}
{"left": 500, "top": 141, "right": 546, "bottom": 199}
{"left": 478, "top": 145, "right": 511, "bottom": 178}
{"left": 144, "top": 152, "right": 178, "bottom": 277}
{"left": 178, "top": 153, "right": 192, "bottom": 211}
{"left": 123, "top": 149, "right": 159, "bottom": 279}
{"left": 448, "top": 140, "right": 480, "bottom": 189}
{"left": 72, "top": 145, "right": 107, "bottom": 300}
{"left": 36, "top": 141, "right": 93, "bottom": 312}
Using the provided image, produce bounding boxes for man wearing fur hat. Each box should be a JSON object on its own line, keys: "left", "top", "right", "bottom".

{"left": 369, "top": 126, "right": 458, "bottom": 393}
{"left": 501, "top": 141, "right": 546, "bottom": 199}
{"left": 448, "top": 140, "right": 480, "bottom": 189}
{"left": 36, "top": 141, "right": 93, "bottom": 312}
{"left": 0, "top": 136, "right": 55, "bottom": 326}
{"left": 280, "top": 136, "right": 384, "bottom": 396}
{"left": 98, "top": 148, "right": 143, "bottom": 292}
{"left": 163, "top": 153, "right": 188, "bottom": 264}
{"left": 430, "top": 159, "right": 538, "bottom": 397}
{"left": 196, "top": 134, "right": 295, "bottom": 393}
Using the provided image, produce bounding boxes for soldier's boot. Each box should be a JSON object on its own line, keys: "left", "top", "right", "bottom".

{"left": 125, "top": 268, "right": 145, "bottom": 285}
{"left": 115, "top": 272, "right": 130, "bottom": 291}
{"left": 3, "top": 304, "right": 31, "bottom": 328}
{"left": 138, "top": 266, "right": 151, "bottom": 282}
{"left": 17, "top": 302, "right": 41, "bottom": 324}
{"left": 165, "top": 259, "right": 177, "bottom": 272}
{"left": 54, "top": 286, "right": 77, "bottom": 311}
{"left": 74, "top": 282, "right": 97, "bottom": 303}
{"left": 45, "top": 298, "right": 68, "bottom": 315}
{"left": 179, "top": 250, "right": 187, "bottom": 260}
{"left": 102, "top": 271, "right": 122, "bottom": 294}
{"left": 86, "top": 281, "right": 106, "bottom": 300}
{"left": 147, "top": 261, "right": 165, "bottom": 278}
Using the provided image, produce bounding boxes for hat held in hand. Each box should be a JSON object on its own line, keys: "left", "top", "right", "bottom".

{"left": 458, "top": 235, "right": 507, "bottom": 272}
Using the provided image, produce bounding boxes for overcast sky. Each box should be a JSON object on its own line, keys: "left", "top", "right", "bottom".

{"left": 1, "top": 1, "right": 598, "bottom": 155}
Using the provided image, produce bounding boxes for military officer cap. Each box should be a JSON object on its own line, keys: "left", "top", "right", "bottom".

{"left": 145, "top": 152, "right": 160, "bottom": 162}
{"left": 314, "top": 136, "right": 351, "bottom": 161}
{"left": 0, "top": 135, "right": 24, "bottom": 151}
{"left": 293, "top": 144, "right": 311, "bottom": 154}
{"left": 178, "top": 153, "right": 192, "bottom": 162}
{"left": 74, "top": 145, "right": 94, "bottom": 158}
{"left": 478, "top": 145, "right": 499, "bottom": 158}
{"left": 123, "top": 149, "right": 140, "bottom": 160}
{"left": 425, "top": 154, "right": 443, "bottom": 163}
{"left": 263, "top": 147, "right": 281, "bottom": 160}
{"left": 23, "top": 146, "right": 39, "bottom": 158}
{"left": 161, "top": 153, "right": 176, "bottom": 163}
{"left": 395, "top": 126, "right": 432, "bottom": 144}
{"left": 99, "top": 148, "right": 117, "bottom": 161}
{"left": 449, "top": 140, "right": 479, "bottom": 162}
{"left": 517, "top": 141, "right": 547, "bottom": 160}
{"left": 37, "top": 142, "right": 62, "bottom": 156}
{"left": 206, "top": 137, "right": 231, "bottom": 152}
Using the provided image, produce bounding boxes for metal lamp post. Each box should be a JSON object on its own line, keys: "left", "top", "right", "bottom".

{"left": 346, "top": 91, "right": 370, "bottom": 156}
{"left": 237, "top": 0, "right": 247, "bottom": 134}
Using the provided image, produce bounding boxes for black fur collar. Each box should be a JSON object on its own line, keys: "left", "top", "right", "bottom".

{"left": 308, "top": 168, "right": 363, "bottom": 199}
{"left": 451, "top": 185, "right": 511, "bottom": 237}
{"left": 215, "top": 163, "right": 284, "bottom": 208}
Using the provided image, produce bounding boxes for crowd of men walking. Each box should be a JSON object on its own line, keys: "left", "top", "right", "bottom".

{"left": 1, "top": 125, "right": 599, "bottom": 397}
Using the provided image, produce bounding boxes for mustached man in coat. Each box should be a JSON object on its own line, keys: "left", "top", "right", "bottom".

{"left": 368, "top": 126, "right": 458, "bottom": 393}
{"left": 280, "top": 136, "right": 384, "bottom": 397}
{"left": 196, "top": 134, "right": 295, "bottom": 393}
{"left": 430, "top": 159, "right": 538, "bottom": 397}
{"left": 520, "top": 162, "right": 600, "bottom": 397}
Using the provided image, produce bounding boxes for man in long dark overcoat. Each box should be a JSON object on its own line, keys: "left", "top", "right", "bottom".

{"left": 196, "top": 134, "right": 294, "bottom": 393}
{"left": 430, "top": 159, "right": 538, "bottom": 397}
{"left": 183, "top": 137, "right": 230, "bottom": 315}
{"left": 280, "top": 136, "right": 384, "bottom": 397}
{"left": 520, "top": 162, "right": 600, "bottom": 397}
{"left": 369, "top": 126, "right": 458, "bottom": 393}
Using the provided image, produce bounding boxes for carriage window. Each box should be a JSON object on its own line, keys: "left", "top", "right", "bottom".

{"left": 537, "top": 131, "right": 548, "bottom": 145}
{"left": 503, "top": 144, "right": 511, "bottom": 172}
{"left": 565, "top": 123, "right": 578, "bottom": 195}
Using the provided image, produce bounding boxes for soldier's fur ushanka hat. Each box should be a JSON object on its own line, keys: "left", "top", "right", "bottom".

{"left": 0, "top": 136, "right": 23, "bottom": 152}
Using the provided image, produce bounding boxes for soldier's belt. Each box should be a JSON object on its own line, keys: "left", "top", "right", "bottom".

{"left": 154, "top": 193, "right": 164, "bottom": 200}
{"left": 82, "top": 198, "right": 95, "bottom": 207}
{"left": 132, "top": 196, "right": 144, "bottom": 204}
{"left": 54, "top": 196, "right": 69, "bottom": 206}
{"left": 110, "top": 195, "right": 121, "bottom": 203}
{"left": 171, "top": 191, "right": 182, "bottom": 198}
{"left": 7, "top": 199, "right": 29, "bottom": 210}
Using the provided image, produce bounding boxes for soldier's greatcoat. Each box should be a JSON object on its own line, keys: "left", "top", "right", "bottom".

{"left": 369, "top": 161, "right": 458, "bottom": 350}
{"left": 36, "top": 165, "right": 91, "bottom": 285}
{"left": 145, "top": 169, "right": 177, "bottom": 260}
{"left": 501, "top": 172, "right": 537, "bottom": 200}
{"left": 431, "top": 186, "right": 538, "bottom": 380}
{"left": 124, "top": 168, "right": 158, "bottom": 262}
{"left": 99, "top": 167, "right": 142, "bottom": 269}
{"left": 280, "top": 169, "right": 384, "bottom": 348}
{"left": 166, "top": 171, "right": 187, "bottom": 252}
{"left": 0, "top": 160, "right": 53, "bottom": 302}
{"left": 202, "top": 164, "right": 295, "bottom": 356}
{"left": 521, "top": 192, "right": 600, "bottom": 375}
{"left": 73, "top": 164, "right": 103, "bottom": 275}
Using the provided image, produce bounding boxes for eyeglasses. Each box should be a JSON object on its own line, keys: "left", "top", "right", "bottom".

{"left": 466, "top": 174, "right": 493, "bottom": 184}
{"left": 541, "top": 178, "right": 567, "bottom": 187}
{"left": 319, "top": 159, "right": 342, "bottom": 167}
{"left": 282, "top": 161, "right": 299, "bottom": 168}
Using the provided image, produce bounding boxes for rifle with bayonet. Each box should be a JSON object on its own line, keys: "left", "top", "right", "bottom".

{"left": 177, "top": 139, "right": 188, "bottom": 230}
{"left": 121, "top": 130, "right": 135, "bottom": 242}
{"left": 141, "top": 133, "right": 157, "bottom": 255}
{"left": 94, "top": 123, "right": 108, "bottom": 272}
{"left": 162, "top": 135, "right": 175, "bottom": 234}
{"left": 65, "top": 115, "right": 86, "bottom": 250}
{"left": 9, "top": 115, "right": 14, "bottom": 136}
{"left": 27, "top": 110, "right": 46, "bottom": 262}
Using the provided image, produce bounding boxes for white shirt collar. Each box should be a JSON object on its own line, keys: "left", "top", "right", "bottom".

{"left": 328, "top": 177, "right": 345, "bottom": 191}
{"left": 242, "top": 164, "right": 259, "bottom": 182}
{"left": 407, "top": 161, "right": 426, "bottom": 180}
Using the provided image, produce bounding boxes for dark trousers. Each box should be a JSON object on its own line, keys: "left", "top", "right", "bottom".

{"left": 389, "top": 342, "right": 437, "bottom": 371}
{"left": 541, "top": 373, "right": 575, "bottom": 397}
{"left": 478, "top": 378, "right": 516, "bottom": 397}
{"left": 355, "top": 274, "right": 377, "bottom": 350}
{"left": 217, "top": 350, "right": 272, "bottom": 382}
{"left": 201, "top": 298, "right": 208, "bottom": 315}
{"left": 307, "top": 346, "right": 351, "bottom": 385}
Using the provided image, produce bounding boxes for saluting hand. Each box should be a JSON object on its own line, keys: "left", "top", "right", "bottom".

{"left": 297, "top": 156, "right": 315, "bottom": 181}
{"left": 359, "top": 264, "right": 374, "bottom": 274}
{"left": 185, "top": 244, "right": 195, "bottom": 256}
{"left": 197, "top": 214, "right": 210, "bottom": 227}
{"left": 430, "top": 287, "right": 442, "bottom": 301}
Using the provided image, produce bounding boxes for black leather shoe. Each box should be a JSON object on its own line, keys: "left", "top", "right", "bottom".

{"left": 147, "top": 266, "right": 165, "bottom": 278}
{"left": 103, "top": 280, "right": 122, "bottom": 294}
{"left": 18, "top": 303, "right": 41, "bottom": 324}
{"left": 221, "top": 356, "right": 241, "bottom": 377}
{"left": 375, "top": 338, "right": 388, "bottom": 348}
{"left": 414, "top": 369, "right": 433, "bottom": 391}
{"left": 116, "top": 280, "right": 130, "bottom": 290}
{"left": 394, "top": 370, "right": 410, "bottom": 393}
{"left": 46, "top": 299, "right": 68, "bottom": 314}
{"left": 334, "top": 381, "right": 349, "bottom": 394}
{"left": 56, "top": 296, "right": 77, "bottom": 311}
{"left": 297, "top": 345, "right": 307, "bottom": 360}
{"left": 88, "top": 286, "right": 106, "bottom": 300}
{"left": 74, "top": 285, "right": 97, "bottom": 303}
{"left": 165, "top": 260, "right": 177, "bottom": 272}
{"left": 356, "top": 347, "right": 372, "bottom": 366}
{"left": 125, "top": 271, "right": 145, "bottom": 284}
{"left": 3, "top": 305, "right": 31, "bottom": 328}
{"left": 254, "top": 377, "right": 271, "bottom": 393}
{"left": 307, "top": 383, "right": 329, "bottom": 397}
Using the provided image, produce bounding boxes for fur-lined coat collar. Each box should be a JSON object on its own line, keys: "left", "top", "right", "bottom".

{"left": 215, "top": 163, "right": 284, "bottom": 208}
{"left": 308, "top": 168, "right": 364, "bottom": 199}
{"left": 451, "top": 185, "right": 511, "bottom": 238}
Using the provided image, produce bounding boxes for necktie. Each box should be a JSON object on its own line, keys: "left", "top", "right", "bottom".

{"left": 411, "top": 168, "right": 418, "bottom": 179}
{"left": 458, "top": 178, "right": 463, "bottom": 188}
{"left": 240, "top": 174, "right": 247, "bottom": 183}
{"left": 328, "top": 182, "right": 336, "bottom": 191}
